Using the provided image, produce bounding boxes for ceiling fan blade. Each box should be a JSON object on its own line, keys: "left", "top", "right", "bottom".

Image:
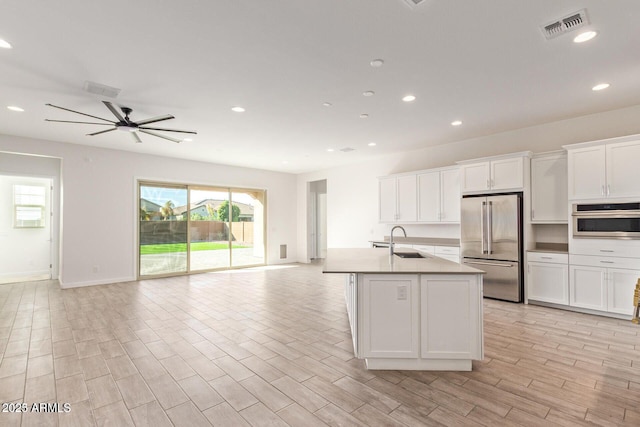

{"left": 134, "top": 114, "right": 174, "bottom": 126}
{"left": 45, "top": 119, "right": 113, "bottom": 125}
{"left": 102, "top": 101, "right": 125, "bottom": 122}
{"left": 139, "top": 129, "right": 182, "bottom": 143}
{"left": 45, "top": 103, "right": 115, "bottom": 123}
{"left": 138, "top": 126, "right": 197, "bottom": 134}
{"left": 131, "top": 132, "right": 142, "bottom": 143}
{"left": 87, "top": 128, "right": 117, "bottom": 136}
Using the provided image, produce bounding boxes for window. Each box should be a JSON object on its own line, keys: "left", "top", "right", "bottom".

{"left": 14, "top": 184, "right": 46, "bottom": 228}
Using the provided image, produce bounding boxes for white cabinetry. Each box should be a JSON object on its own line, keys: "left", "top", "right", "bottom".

{"left": 458, "top": 152, "right": 531, "bottom": 194}
{"left": 527, "top": 252, "right": 568, "bottom": 305}
{"left": 417, "top": 167, "right": 460, "bottom": 223}
{"left": 420, "top": 275, "right": 482, "bottom": 360}
{"left": 565, "top": 136, "right": 640, "bottom": 200}
{"left": 344, "top": 274, "right": 359, "bottom": 357}
{"left": 360, "top": 274, "right": 419, "bottom": 358}
{"left": 379, "top": 175, "right": 417, "bottom": 223}
{"left": 531, "top": 152, "right": 568, "bottom": 223}
{"left": 569, "top": 254, "right": 639, "bottom": 315}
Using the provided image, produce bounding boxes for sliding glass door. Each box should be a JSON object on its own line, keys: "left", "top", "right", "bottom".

{"left": 231, "top": 189, "right": 265, "bottom": 267}
{"left": 139, "top": 181, "right": 265, "bottom": 278}
{"left": 139, "top": 184, "right": 188, "bottom": 276}
{"left": 189, "top": 187, "right": 230, "bottom": 271}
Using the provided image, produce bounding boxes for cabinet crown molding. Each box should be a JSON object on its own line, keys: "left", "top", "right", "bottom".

{"left": 455, "top": 151, "right": 532, "bottom": 165}
{"left": 562, "top": 133, "right": 640, "bottom": 150}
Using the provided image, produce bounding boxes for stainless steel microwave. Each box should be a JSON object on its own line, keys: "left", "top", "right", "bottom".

{"left": 572, "top": 202, "right": 640, "bottom": 239}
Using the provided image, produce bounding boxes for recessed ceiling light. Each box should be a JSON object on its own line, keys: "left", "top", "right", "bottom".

{"left": 183, "top": 138, "right": 193, "bottom": 142}
{"left": 363, "top": 91, "right": 375, "bottom": 97}
{"left": 368, "top": 142, "right": 377, "bottom": 147}
{"left": 451, "top": 120, "right": 463, "bottom": 126}
{"left": 327, "top": 148, "right": 335, "bottom": 152}
{"left": 0, "top": 39, "right": 12, "bottom": 49}
{"left": 592, "top": 83, "right": 610, "bottom": 91}
{"left": 359, "top": 113, "right": 369, "bottom": 119}
{"left": 402, "top": 95, "right": 416, "bottom": 102}
{"left": 370, "top": 59, "right": 384, "bottom": 68}
{"left": 322, "top": 102, "right": 333, "bottom": 107}
{"left": 573, "top": 30, "right": 597, "bottom": 43}
{"left": 282, "top": 160, "right": 289, "bottom": 164}
{"left": 231, "top": 106, "right": 245, "bottom": 112}
{"left": 7, "top": 105, "right": 24, "bottom": 112}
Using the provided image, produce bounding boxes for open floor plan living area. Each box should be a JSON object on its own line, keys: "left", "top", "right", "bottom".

{"left": 1, "top": 263, "right": 639, "bottom": 426}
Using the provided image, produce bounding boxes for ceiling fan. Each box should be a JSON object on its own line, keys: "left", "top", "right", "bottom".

{"left": 45, "top": 101, "right": 197, "bottom": 143}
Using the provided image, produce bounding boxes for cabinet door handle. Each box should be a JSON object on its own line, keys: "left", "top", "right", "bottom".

{"left": 486, "top": 179, "right": 490, "bottom": 189}
{"left": 541, "top": 256, "right": 553, "bottom": 259}
{"left": 600, "top": 261, "right": 614, "bottom": 264}
{"left": 531, "top": 210, "right": 535, "bottom": 219}
{"left": 600, "top": 250, "right": 614, "bottom": 253}
{"left": 601, "top": 185, "right": 605, "bottom": 196}
{"left": 607, "top": 184, "right": 611, "bottom": 196}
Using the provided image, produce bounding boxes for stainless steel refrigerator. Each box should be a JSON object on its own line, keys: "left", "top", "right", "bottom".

{"left": 461, "top": 193, "right": 523, "bottom": 302}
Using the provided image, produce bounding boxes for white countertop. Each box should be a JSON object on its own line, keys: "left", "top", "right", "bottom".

{"left": 322, "top": 248, "right": 484, "bottom": 275}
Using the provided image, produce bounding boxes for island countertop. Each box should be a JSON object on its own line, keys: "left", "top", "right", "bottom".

{"left": 322, "top": 248, "right": 485, "bottom": 275}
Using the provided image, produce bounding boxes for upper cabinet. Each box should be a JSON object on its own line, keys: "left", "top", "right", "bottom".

{"left": 379, "top": 174, "right": 417, "bottom": 223}
{"left": 457, "top": 152, "right": 531, "bottom": 194}
{"left": 564, "top": 135, "right": 640, "bottom": 200}
{"left": 379, "top": 167, "right": 460, "bottom": 224}
{"left": 530, "top": 152, "right": 568, "bottom": 223}
{"left": 417, "top": 167, "right": 460, "bottom": 223}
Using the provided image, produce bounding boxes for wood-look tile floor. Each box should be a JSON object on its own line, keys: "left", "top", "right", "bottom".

{"left": 1, "top": 263, "right": 639, "bottom": 426}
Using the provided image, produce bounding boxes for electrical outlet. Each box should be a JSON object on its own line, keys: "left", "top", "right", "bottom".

{"left": 397, "top": 285, "right": 407, "bottom": 300}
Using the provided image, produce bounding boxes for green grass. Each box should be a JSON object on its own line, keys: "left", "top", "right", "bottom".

{"left": 140, "top": 242, "right": 248, "bottom": 255}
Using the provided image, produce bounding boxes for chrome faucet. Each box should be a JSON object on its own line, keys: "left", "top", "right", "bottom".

{"left": 389, "top": 225, "right": 407, "bottom": 256}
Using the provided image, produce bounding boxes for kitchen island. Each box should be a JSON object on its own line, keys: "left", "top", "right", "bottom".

{"left": 323, "top": 248, "right": 485, "bottom": 371}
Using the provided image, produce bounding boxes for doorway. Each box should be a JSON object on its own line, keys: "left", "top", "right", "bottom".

{"left": 0, "top": 175, "right": 52, "bottom": 284}
{"left": 309, "top": 180, "right": 327, "bottom": 260}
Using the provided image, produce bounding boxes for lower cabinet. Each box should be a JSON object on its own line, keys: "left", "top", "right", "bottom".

{"left": 355, "top": 273, "right": 483, "bottom": 369}
{"left": 344, "top": 273, "right": 359, "bottom": 357}
{"left": 569, "top": 255, "right": 640, "bottom": 315}
{"left": 608, "top": 268, "right": 640, "bottom": 315}
{"left": 526, "top": 252, "right": 569, "bottom": 305}
{"left": 569, "top": 265, "right": 607, "bottom": 311}
{"left": 420, "top": 275, "right": 482, "bottom": 360}
{"left": 360, "top": 274, "right": 420, "bottom": 358}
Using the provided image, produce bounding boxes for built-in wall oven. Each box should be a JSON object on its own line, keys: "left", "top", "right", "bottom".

{"left": 572, "top": 202, "right": 640, "bottom": 239}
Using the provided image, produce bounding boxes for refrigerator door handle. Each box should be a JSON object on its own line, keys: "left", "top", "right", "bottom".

{"left": 487, "top": 201, "right": 493, "bottom": 255}
{"left": 481, "top": 201, "right": 487, "bottom": 254}
{"left": 465, "top": 261, "right": 514, "bottom": 268}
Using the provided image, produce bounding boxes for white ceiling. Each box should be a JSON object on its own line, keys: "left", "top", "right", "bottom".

{"left": 1, "top": 1, "right": 639, "bottom": 173}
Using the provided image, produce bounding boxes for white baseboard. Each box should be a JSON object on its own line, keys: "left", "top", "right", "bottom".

{"left": 58, "top": 276, "right": 136, "bottom": 289}
{"left": 0, "top": 270, "right": 50, "bottom": 284}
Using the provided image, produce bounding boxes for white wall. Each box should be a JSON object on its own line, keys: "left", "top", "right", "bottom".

{"left": 0, "top": 134, "right": 298, "bottom": 288}
{"left": 296, "top": 104, "right": 640, "bottom": 262}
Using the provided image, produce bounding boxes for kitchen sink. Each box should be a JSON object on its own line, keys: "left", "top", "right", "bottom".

{"left": 394, "top": 252, "right": 426, "bottom": 259}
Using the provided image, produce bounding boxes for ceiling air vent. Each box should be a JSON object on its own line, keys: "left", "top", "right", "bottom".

{"left": 83, "top": 81, "right": 121, "bottom": 98}
{"left": 541, "top": 9, "right": 589, "bottom": 40}
{"left": 340, "top": 147, "right": 355, "bottom": 153}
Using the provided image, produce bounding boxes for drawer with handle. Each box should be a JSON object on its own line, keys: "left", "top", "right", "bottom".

{"left": 527, "top": 252, "right": 568, "bottom": 264}
{"left": 570, "top": 254, "right": 640, "bottom": 270}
